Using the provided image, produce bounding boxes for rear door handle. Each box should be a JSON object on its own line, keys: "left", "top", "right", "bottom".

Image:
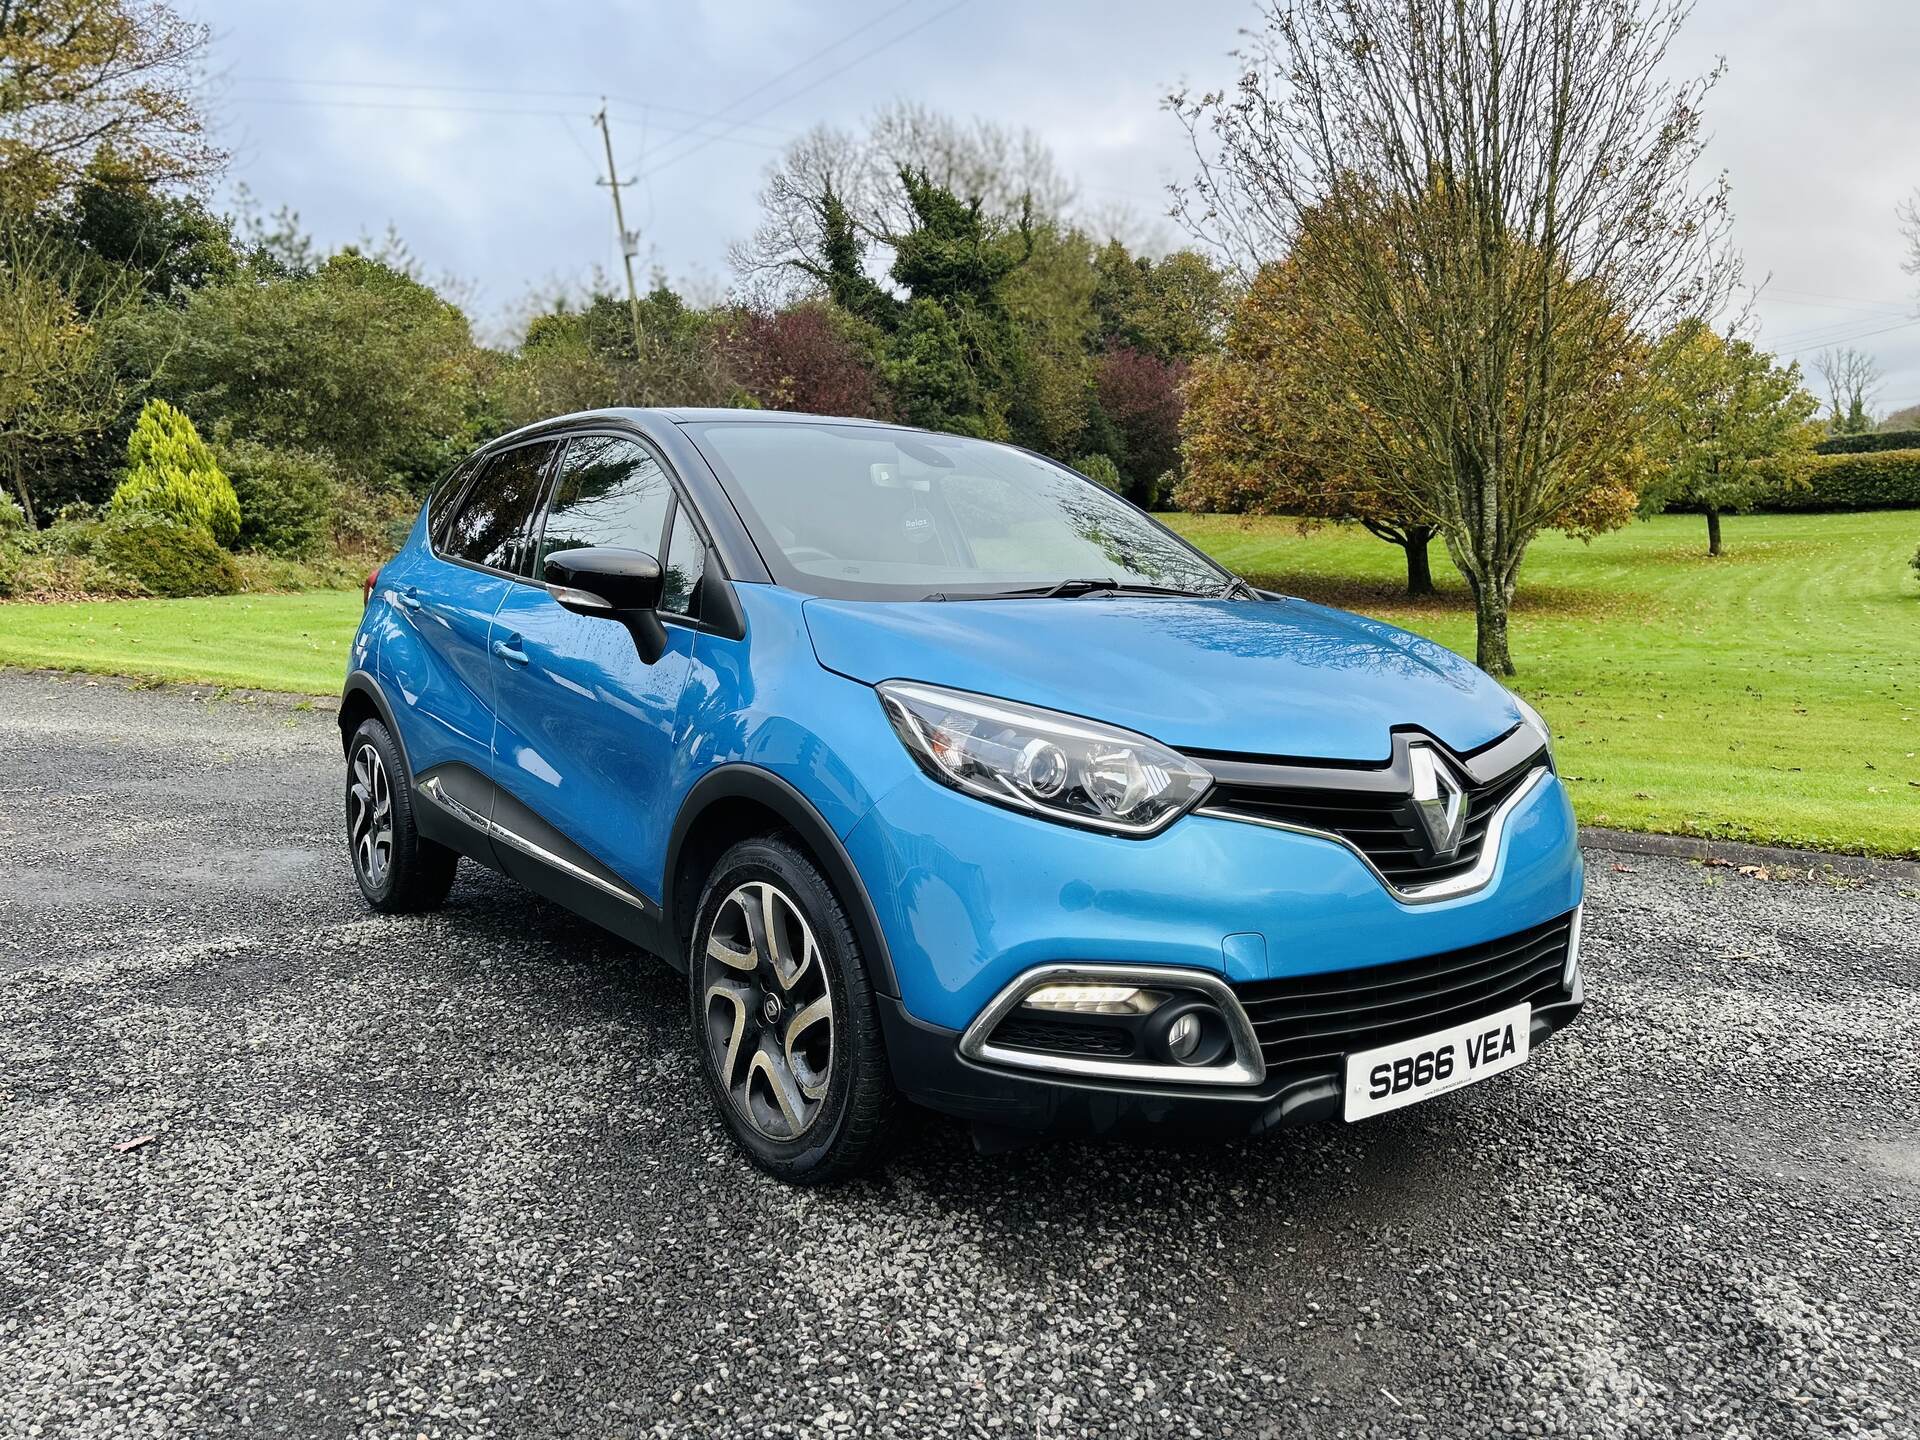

{"left": 491, "top": 638, "right": 529, "bottom": 666}
{"left": 397, "top": 586, "right": 422, "bottom": 611}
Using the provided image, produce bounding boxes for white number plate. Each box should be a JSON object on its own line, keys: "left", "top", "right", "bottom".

{"left": 1342, "top": 1002, "right": 1533, "bottom": 1122}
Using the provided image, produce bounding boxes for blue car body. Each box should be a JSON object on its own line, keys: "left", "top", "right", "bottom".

{"left": 343, "top": 408, "right": 1584, "bottom": 1141}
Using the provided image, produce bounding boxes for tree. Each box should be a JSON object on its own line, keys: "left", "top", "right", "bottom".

{"left": 0, "top": 223, "right": 133, "bottom": 524}
{"left": 123, "top": 252, "right": 481, "bottom": 490}
{"left": 1094, "top": 345, "right": 1186, "bottom": 507}
{"left": 1091, "top": 243, "right": 1230, "bottom": 363}
{"left": 798, "top": 167, "right": 1036, "bottom": 440}
{"left": 717, "top": 302, "right": 891, "bottom": 418}
{"left": 1178, "top": 258, "right": 1446, "bottom": 595}
{"left": 999, "top": 222, "right": 1101, "bottom": 459}
{"left": 1170, "top": 0, "right": 1736, "bottom": 674}
{"left": 0, "top": 0, "right": 222, "bottom": 209}
{"left": 1644, "top": 321, "right": 1818, "bottom": 555}
{"left": 1814, "top": 346, "right": 1881, "bottom": 436}
{"left": 732, "top": 101, "right": 1072, "bottom": 298}
{"left": 501, "top": 282, "right": 742, "bottom": 428}
{"left": 109, "top": 395, "right": 237, "bottom": 544}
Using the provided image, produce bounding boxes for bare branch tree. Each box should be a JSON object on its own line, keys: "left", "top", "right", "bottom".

{"left": 729, "top": 101, "right": 1076, "bottom": 300}
{"left": 1814, "top": 345, "right": 1881, "bottom": 435}
{"left": 1168, "top": 0, "right": 1737, "bottom": 674}
{"left": 1900, "top": 187, "right": 1920, "bottom": 290}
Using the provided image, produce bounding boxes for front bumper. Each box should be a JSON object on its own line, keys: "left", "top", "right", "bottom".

{"left": 882, "top": 979, "right": 1586, "bottom": 1140}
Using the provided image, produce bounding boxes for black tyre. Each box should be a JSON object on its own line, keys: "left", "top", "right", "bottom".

{"left": 689, "top": 835, "right": 897, "bottom": 1183}
{"left": 345, "top": 718, "right": 458, "bottom": 913}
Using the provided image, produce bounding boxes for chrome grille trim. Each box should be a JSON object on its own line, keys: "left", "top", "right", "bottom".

{"left": 1196, "top": 766, "right": 1549, "bottom": 904}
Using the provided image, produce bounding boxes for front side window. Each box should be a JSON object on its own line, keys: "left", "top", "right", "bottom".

{"left": 536, "top": 436, "right": 673, "bottom": 574}
{"left": 441, "top": 441, "right": 558, "bottom": 573}
{"left": 661, "top": 504, "right": 707, "bottom": 616}
{"left": 684, "top": 422, "right": 1227, "bottom": 601}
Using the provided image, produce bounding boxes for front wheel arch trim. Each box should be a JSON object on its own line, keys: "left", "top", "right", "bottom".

{"left": 666, "top": 765, "right": 898, "bottom": 999}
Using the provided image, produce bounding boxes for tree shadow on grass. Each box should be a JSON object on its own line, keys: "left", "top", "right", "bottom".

{"left": 1243, "top": 570, "right": 1655, "bottom": 621}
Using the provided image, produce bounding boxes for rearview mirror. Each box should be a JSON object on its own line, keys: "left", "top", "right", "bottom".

{"left": 543, "top": 546, "right": 668, "bottom": 663}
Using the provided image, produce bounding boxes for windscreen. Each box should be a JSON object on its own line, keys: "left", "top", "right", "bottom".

{"left": 685, "top": 421, "right": 1228, "bottom": 601}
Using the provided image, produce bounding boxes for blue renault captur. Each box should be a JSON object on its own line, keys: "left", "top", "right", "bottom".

{"left": 340, "top": 409, "right": 1584, "bottom": 1182}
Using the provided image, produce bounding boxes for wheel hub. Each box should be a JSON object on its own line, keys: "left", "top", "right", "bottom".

{"left": 700, "top": 879, "right": 835, "bottom": 1141}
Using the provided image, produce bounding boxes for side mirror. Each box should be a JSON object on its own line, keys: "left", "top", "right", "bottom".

{"left": 543, "top": 546, "right": 668, "bottom": 663}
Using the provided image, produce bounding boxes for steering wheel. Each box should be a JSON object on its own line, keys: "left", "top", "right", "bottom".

{"left": 784, "top": 546, "right": 838, "bottom": 566}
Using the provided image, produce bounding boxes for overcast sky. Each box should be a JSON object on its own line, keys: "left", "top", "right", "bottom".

{"left": 189, "top": 0, "right": 1920, "bottom": 413}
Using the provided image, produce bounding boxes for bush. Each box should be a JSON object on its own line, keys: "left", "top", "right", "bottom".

{"left": 0, "top": 540, "right": 141, "bottom": 601}
{"left": 1768, "top": 449, "right": 1920, "bottom": 512}
{"left": 110, "top": 399, "right": 242, "bottom": 546}
{"left": 1074, "top": 453, "right": 1124, "bottom": 491}
{"left": 217, "top": 439, "right": 338, "bottom": 556}
{"left": 1815, "top": 429, "right": 1920, "bottom": 456}
{"left": 330, "top": 480, "right": 417, "bottom": 556}
{"left": 89, "top": 511, "right": 242, "bottom": 597}
{"left": 0, "top": 493, "right": 26, "bottom": 536}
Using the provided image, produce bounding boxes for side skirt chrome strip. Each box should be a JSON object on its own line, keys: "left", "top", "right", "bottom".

{"left": 1195, "top": 766, "right": 1551, "bottom": 906}
{"left": 417, "top": 774, "right": 659, "bottom": 917}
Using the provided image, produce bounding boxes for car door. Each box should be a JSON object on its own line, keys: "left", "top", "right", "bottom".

{"left": 378, "top": 440, "right": 560, "bottom": 796}
{"left": 486, "top": 433, "right": 700, "bottom": 911}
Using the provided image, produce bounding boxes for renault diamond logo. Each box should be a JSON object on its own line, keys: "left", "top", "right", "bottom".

{"left": 1409, "top": 746, "right": 1467, "bottom": 859}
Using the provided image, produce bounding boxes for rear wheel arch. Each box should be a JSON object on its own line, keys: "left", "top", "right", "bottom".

{"left": 666, "top": 765, "right": 898, "bottom": 998}
{"left": 339, "top": 672, "right": 407, "bottom": 773}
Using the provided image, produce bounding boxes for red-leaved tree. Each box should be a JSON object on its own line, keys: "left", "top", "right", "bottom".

{"left": 718, "top": 303, "right": 892, "bottom": 419}
{"left": 1094, "top": 344, "right": 1186, "bottom": 504}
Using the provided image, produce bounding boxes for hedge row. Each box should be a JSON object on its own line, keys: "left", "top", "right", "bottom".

{"left": 1761, "top": 448, "right": 1920, "bottom": 511}
{"left": 1812, "top": 429, "right": 1920, "bottom": 456}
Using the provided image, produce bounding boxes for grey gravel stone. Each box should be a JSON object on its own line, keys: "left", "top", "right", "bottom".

{"left": 0, "top": 668, "right": 1916, "bottom": 1439}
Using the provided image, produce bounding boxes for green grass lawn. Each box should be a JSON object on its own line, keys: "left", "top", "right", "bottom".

{"left": 0, "top": 589, "right": 363, "bottom": 696}
{"left": 1, "top": 509, "right": 1916, "bottom": 855}
{"left": 1166, "top": 509, "right": 1920, "bottom": 858}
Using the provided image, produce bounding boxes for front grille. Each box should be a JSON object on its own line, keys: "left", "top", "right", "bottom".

{"left": 1234, "top": 913, "right": 1574, "bottom": 1074}
{"left": 989, "top": 1016, "right": 1136, "bottom": 1058}
{"left": 1205, "top": 750, "right": 1540, "bottom": 889}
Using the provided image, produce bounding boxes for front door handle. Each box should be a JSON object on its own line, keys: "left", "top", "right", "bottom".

{"left": 491, "top": 638, "right": 529, "bottom": 666}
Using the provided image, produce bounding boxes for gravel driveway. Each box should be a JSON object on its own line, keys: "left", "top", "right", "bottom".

{"left": 1, "top": 668, "right": 1916, "bottom": 1440}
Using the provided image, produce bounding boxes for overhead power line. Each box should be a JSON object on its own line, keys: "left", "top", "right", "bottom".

{"left": 217, "top": 91, "right": 788, "bottom": 152}
{"left": 1770, "top": 317, "right": 1920, "bottom": 355}
{"left": 641, "top": 0, "right": 971, "bottom": 179}
{"left": 226, "top": 74, "right": 797, "bottom": 145}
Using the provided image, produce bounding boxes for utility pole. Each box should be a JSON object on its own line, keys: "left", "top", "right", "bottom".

{"left": 591, "top": 101, "right": 645, "bottom": 358}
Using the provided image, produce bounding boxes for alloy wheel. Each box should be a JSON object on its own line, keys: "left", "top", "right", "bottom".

{"left": 348, "top": 742, "right": 394, "bottom": 889}
{"left": 701, "top": 880, "right": 835, "bottom": 1141}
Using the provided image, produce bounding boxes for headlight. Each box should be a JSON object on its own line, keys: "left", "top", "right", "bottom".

{"left": 1512, "top": 693, "right": 1557, "bottom": 769}
{"left": 877, "top": 681, "right": 1213, "bottom": 835}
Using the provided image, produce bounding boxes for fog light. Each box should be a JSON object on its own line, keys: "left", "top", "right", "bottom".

{"left": 1166, "top": 1011, "right": 1202, "bottom": 1061}
{"left": 1148, "top": 1000, "right": 1231, "bottom": 1067}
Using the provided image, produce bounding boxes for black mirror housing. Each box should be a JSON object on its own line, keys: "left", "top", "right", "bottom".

{"left": 542, "top": 546, "right": 668, "bottom": 663}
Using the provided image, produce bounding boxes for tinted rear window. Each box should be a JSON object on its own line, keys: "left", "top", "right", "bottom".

{"left": 442, "top": 442, "right": 558, "bottom": 573}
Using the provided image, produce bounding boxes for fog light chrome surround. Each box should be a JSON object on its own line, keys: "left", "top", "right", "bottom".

{"left": 960, "top": 964, "right": 1266, "bottom": 1087}
{"left": 1563, "top": 904, "right": 1584, "bottom": 991}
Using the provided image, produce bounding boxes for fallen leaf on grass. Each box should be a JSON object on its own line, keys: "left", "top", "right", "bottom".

{"left": 114, "top": 1135, "right": 154, "bottom": 1154}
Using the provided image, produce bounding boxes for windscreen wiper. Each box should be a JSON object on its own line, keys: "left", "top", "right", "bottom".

{"left": 921, "top": 579, "right": 1223, "bottom": 601}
